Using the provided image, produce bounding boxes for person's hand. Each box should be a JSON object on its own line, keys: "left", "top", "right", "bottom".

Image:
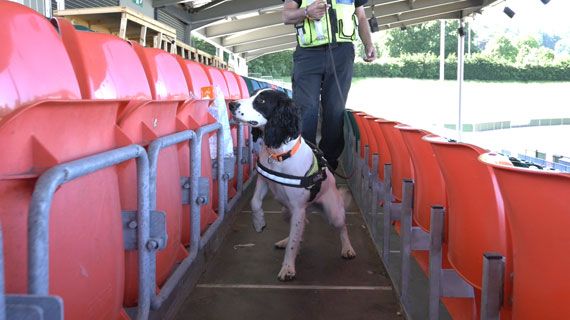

{"left": 363, "top": 43, "right": 377, "bottom": 62}
{"left": 306, "top": 0, "right": 329, "bottom": 21}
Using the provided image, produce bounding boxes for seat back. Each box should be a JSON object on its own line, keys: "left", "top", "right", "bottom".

{"left": 1, "top": 4, "right": 125, "bottom": 319}
{"left": 482, "top": 154, "right": 570, "bottom": 319}
{"left": 424, "top": 136, "right": 507, "bottom": 290}
{"left": 396, "top": 126, "right": 446, "bottom": 232}
{"left": 176, "top": 57, "right": 218, "bottom": 230}
{"left": 362, "top": 116, "right": 380, "bottom": 167}
{"left": 368, "top": 119, "right": 392, "bottom": 180}
{"left": 377, "top": 121, "right": 413, "bottom": 202}
{"left": 235, "top": 74, "right": 251, "bottom": 99}
{"left": 58, "top": 19, "right": 185, "bottom": 306}
{"left": 222, "top": 70, "right": 242, "bottom": 100}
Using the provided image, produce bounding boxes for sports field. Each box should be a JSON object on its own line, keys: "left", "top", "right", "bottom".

{"left": 346, "top": 78, "right": 570, "bottom": 158}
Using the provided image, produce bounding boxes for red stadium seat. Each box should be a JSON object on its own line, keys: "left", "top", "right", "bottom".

{"left": 353, "top": 113, "right": 378, "bottom": 167}
{"left": 365, "top": 119, "right": 390, "bottom": 181}
{"left": 0, "top": 3, "right": 127, "bottom": 319}
{"left": 376, "top": 120, "right": 412, "bottom": 202}
{"left": 58, "top": 19, "right": 186, "bottom": 307}
{"left": 481, "top": 153, "right": 569, "bottom": 319}
{"left": 397, "top": 126, "right": 446, "bottom": 232}
{"left": 176, "top": 57, "right": 218, "bottom": 228}
{"left": 424, "top": 136, "right": 510, "bottom": 319}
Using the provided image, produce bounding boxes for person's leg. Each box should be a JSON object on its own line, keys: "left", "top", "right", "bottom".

{"left": 320, "top": 43, "right": 355, "bottom": 169}
{"left": 292, "top": 47, "right": 326, "bottom": 145}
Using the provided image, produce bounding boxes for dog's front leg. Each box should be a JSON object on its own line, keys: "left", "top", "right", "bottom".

{"left": 251, "top": 177, "right": 268, "bottom": 232}
{"left": 278, "top": 207, "right": 305, "bottom": 281}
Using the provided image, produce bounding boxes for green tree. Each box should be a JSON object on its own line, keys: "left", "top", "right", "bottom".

{"left": 485, "top": 36, "right": 518, "bottom": 62}
{"left": 191, "top": 36, "right": 216, "bottom": 56}
{"left": 248, "top": 50, "right": 294, "bottom": 78}
{"left": 385, "top": 20, "right": 479, "bottom": 58}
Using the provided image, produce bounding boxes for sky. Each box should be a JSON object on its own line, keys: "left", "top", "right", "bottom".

{"left": 472, "top": 0, "right": 570, "bottom": 37}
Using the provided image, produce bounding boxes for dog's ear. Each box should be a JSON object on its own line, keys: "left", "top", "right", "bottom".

{"left": 263, "top": 95, "right": 301, "bottom": 148}
{"left": 251, "top": 127, "right": 263, "bottom": 142}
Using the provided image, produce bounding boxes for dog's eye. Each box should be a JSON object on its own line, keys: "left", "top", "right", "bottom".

{"left": 258, "top": 98, "right": 265, "bottom": 104}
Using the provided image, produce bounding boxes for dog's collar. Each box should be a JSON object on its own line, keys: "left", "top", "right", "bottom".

{"left": 267, "top": 136, "right": 302, "bottom": 162}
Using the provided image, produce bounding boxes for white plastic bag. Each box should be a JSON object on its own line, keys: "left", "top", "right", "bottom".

{"left": 208, "top": 86, "right": 234, "bottom": 159}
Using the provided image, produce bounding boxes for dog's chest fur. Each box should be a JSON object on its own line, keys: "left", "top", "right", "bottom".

{"left": 258, "top": 140, "right": 315, "bottom": 206}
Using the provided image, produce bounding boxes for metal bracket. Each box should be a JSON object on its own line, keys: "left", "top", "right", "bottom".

{"left": 122, "top": 210, "right": 167, "bottom": 251}
{"left": 240, "top": 146, "right": 249, "bottom": 164}
{"left": 440, "top": 269, "right": 475, "bottom": 298}
{"left": 6, "top": 295, "right": 63, "bottom": 320}
{"left": 212, "top": 156, "right": 235, "bottom": 180}
{"left": 180, "top": 176, "right": 210, "bottom": 205}
{"left": 411, "top": 227, "right": 430, "bottom": 251}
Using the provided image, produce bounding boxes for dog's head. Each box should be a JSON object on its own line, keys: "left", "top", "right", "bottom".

{"left": 229, "top": 89, "right": 300, "bottom": 148}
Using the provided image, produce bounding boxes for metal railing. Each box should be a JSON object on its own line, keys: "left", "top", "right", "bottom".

{"left": 4, "top": 120, "right": 255, "bottom": 319}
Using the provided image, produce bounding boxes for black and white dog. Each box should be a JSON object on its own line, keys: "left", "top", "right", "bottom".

{"left": 229, "top": 89, "right": 356, "bottom": 281}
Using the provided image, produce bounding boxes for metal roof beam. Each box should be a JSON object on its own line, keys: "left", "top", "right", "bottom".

{"left": 233, "top": 35, "right": 297, "bottom": 53}
{"left": 222, "top": 24, "right": 294, "bottom": 46}
{"left": 205, "top": 11, "right": 282, "bottom": 38}
{"left": 375, "top": 0, "right": 483, "bottom": 25}
{"left": 190, "top": 0, "right": 280, "bottom": 24}
{"left": 245, "top": 43, "right": 296, "bottom": 61}
{"left": 373, "top": 0, "right": 482, "bottom": 18}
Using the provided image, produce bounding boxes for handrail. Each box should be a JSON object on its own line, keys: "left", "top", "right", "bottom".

{"left": 28, "top": 144, "right": 151, "bottom": 320}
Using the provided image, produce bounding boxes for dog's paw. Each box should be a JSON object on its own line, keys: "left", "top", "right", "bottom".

{"left": 274, "top": 237, "right": 289, "bottom": 249}
{"left": 252, "top": 212, "right": 266, "bottom": 233}
{"left": 341, "top": 246, "right": 357, "bottom": 260}
{"left": 277, "top": 265, "right": 296, "bottom": 281}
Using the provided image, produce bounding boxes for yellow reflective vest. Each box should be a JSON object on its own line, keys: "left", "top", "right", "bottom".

{"left": 296, "top": 0, "right": 358, "bottom": 47}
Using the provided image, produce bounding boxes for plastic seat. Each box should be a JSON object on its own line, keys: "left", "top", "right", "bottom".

{"left": 176, "top": 57, "right": 218, "bottom": 227}
{"left": 424, "top": 136, "right": 509, "bottom": 318}
{"left": 376, "top": 120, "right": 412, "bottom": 203}
{"left": 351, "top": 112, "right": 370, "bottom": 159}
{"left": 58, "top": 19, "right": 186, "bottom": 306}
{"left": 368, "top": 119, "right": 392, "bottom": 181}
{"left": 0, "top": 3, "right": 127, "bottom": 319}
{"left": 481, "top": 153, "right": 570, "bottom": 320}
{"left": 396, "top": 127, "right": 456, "bottom": 310}
{"left": 396, "top": 126, "right": 447, "bottom": 234}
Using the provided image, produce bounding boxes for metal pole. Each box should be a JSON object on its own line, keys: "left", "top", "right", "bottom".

{"left": 439, "top": 20, "right": 446, "bottom": 81}
{"left": 457, "top": 18, "right": 465, "bottom": 142}
{"left": 467, "top": 21, "right": 471, "bottom": 56}
{"left": 0, "top": 226, "right": 6, "bottom": 320}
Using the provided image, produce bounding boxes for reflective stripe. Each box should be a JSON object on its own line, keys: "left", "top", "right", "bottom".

{"left": 256, "top": 166, "right": 303, "bottom": 186}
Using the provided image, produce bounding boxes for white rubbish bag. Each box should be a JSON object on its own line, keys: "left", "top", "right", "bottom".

{"left": 208, "top": 86, "right": 234, "bottom": 160}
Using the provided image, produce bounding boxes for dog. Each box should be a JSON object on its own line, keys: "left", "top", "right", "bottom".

{"left": 229, "top": 89, "right": 356, "bottom": 281}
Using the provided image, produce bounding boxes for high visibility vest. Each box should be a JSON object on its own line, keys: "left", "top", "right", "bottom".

{"left": 295, "top": 0, "right": 358, "bottom": 47}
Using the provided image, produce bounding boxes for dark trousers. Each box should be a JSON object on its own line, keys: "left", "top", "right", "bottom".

{"left": 292, "top": 43, "right": 355, "bottom": 169}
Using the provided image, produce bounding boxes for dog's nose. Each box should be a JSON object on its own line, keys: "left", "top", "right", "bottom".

{"left": 229, "top": 101, "right": 240, "bottom": 114}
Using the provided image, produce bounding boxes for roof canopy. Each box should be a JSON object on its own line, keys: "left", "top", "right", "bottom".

{"left": 155, "top": 0, "right": 499, "bottom": 60}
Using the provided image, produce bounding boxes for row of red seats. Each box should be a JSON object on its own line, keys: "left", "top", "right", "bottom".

{"left": 0, "top": 2, "right": 253, "bottom": 319}
{"left": 345, "top": 110, "right": 570, "bottom": 319}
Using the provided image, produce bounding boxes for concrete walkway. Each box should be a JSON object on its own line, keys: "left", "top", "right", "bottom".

{"left": 174, "top": 186, "right": 402, "bottom": 320}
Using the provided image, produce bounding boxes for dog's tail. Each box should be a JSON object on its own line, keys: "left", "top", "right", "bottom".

{"left": 338, "top": 186, "right": 353, "bottom": 211}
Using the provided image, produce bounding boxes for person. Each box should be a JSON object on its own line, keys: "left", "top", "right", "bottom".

{"left": 282, "top": 0, "right": 376, "bottom": 170}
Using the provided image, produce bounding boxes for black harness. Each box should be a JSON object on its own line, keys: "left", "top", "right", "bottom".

{"left": 256, "top": 142, "right": 329, "bottom": 202}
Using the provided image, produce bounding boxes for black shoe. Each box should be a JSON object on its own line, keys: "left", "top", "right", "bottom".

{"left": 327, "top": 159, "right": 338, "bottom": 171}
